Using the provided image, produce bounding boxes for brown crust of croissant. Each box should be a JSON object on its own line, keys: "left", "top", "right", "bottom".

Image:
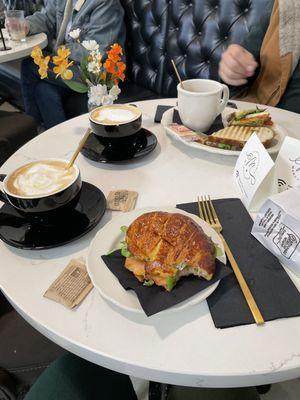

{"left": 125, "top": 212, "right": 215, "bottom": 290}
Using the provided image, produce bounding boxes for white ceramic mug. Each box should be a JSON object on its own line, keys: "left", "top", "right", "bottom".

{"left": 177, "top": 79, "right": 229, "bottom": 132}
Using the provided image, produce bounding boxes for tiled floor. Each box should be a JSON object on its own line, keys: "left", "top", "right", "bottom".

{"left": 132, "top": 379, "right": 300, "bottom": 400}
{"left": 0, "top": 102, "right": 18, "bottom": 112}
{"left": 261, "top": 379, "right": 300, "bottom": 400}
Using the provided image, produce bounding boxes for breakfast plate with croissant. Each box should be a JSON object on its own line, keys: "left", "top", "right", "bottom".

{"left": 87, "top": 207, "right": 226, "bottom": 314}
{"left": 161, "top": 106, "right": 286, "bottom": 156}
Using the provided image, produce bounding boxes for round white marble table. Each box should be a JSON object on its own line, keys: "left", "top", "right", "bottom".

{"left": 0, "top": 99, "right": 300, "bottom": 388}
{"left": 0, "top": 29, "right": 47, "bottom": 63}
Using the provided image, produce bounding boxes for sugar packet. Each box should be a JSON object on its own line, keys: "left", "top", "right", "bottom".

{"left": 44, "top": 258, "right": 93, "bottom": 309}
{"left": 107, "top": 190, "right": 138, "bottom": 212}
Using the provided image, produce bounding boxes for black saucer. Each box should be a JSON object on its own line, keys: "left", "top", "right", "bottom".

{"left": 81, "top": 128, "right": 157, "bottom": 163}
{"left": 0, "top": 182, "right": 106, "bottom": 250}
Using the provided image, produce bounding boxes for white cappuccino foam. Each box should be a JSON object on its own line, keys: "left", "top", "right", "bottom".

{"left": 11, "top": 162, "right": 76, "bottom": 197}
{"left": 95, "top": 108, "right": 136, "bottom": 123}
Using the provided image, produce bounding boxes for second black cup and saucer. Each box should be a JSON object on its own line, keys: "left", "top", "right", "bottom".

{"left": 0, "top": 160, "right": 106, "bottom": 250}
{"left": 0, "top": 182, "right": 106, "bottom": 250}
{"left": 81, "top": 104, "right": 157, "bottom": 163}
{"left": 81, "top": 129, "right": 157, "bottom": 163}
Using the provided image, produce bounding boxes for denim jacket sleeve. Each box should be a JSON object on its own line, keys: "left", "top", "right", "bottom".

{"left": 66, "top": 0, "right": 125, "bottom": 63}
{"left": 26, "top": 0, "right": 57, "bottom": 36}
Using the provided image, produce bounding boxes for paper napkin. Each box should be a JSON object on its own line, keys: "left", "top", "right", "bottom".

{"left": 101, "top": 251, "right": 232, "bottom": 316}
{"left": 233, "top": 133, "right": 277, "bottom": 211}
{"left": 179, "top": 199, "right": 300, "bottom": 328}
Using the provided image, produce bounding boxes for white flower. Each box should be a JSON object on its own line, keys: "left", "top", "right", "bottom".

{"left": 87, "top": 61, "right": 101, "bottom": 74}
{"left": 102, "top": 94, "right": 114, "bottom": 106}
{"left": 82, "top": 40, "right": 99, "bottom": 52}
{"left": 69, "top": 28, "right": 81, "bottom": 40}
{"left": 109, "top": 85, "right": 121, "bottom": 100}
{"left": 88, "top": 84, "right": 107, "bottom": 106}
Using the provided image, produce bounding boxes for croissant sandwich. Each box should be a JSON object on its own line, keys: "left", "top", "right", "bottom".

{"left": 123, "top": 211, "right": 216, "bottom": 291}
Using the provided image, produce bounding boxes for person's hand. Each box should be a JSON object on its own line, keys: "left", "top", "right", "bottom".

{"left": 219, "top": 44, "right": 258, "bottom": 86}
{"left": 5, "top": 18, "right": 30, "bottom": 37}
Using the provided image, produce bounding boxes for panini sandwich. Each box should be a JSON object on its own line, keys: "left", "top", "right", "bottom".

{"left": 200, "top": 126, "right": 274, "bottom": 150}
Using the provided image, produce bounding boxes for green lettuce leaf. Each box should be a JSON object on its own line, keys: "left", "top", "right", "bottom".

{"left": 214, "top": 243, "right": 224, "bottom": 258}
{"left": 166, "top": 276, "right": 177, "bottom": 292}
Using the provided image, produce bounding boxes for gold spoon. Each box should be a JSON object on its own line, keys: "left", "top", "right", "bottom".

{"left": 171, "top": 59, "right": 184, "bottom": 89}
{"left": 67, "top": 128, "right": 92, "bottom": 169}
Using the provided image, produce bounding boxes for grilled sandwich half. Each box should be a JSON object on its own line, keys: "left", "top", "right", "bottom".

{"left": 201, "top": 126, "right": 274, "bottom": 150}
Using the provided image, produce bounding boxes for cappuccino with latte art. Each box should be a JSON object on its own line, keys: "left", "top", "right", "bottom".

{"left": 90, "top": 104, "right": 141, "bottom": 125}
{"left": 6, "top": 160, "right": 77, "bottom": 197}
{"left": 89, "top": 104, "right": 142, "bottom": 138}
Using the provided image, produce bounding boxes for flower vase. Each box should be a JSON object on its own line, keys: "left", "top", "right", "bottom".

{"left": 87, "top": 84, "right": 121, "bottom": 112}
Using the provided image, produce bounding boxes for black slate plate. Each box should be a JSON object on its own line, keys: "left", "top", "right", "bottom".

{"left": 0, "top": 182, "right": 106, "bottom": 250}
{"left": 81, "top": 128, "right": 157, "bottom": 163}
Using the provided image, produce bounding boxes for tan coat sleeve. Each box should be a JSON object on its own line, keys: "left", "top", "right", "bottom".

{"left": 239, "top": 0, "right": 293, "bottom": 106}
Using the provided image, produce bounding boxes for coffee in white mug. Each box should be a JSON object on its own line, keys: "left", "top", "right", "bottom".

{"left": 177, "top": 79, "right": 229, "bottom": 132}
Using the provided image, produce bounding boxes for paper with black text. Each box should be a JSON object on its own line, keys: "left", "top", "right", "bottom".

{"left": 275, "top": 136, "right": 300, "bottom": 191}
{"left": 251, "top": 188, "right": 300, "bottom": 277}
{"left": 233, "top": 133, "right": 277, "bottom": 211}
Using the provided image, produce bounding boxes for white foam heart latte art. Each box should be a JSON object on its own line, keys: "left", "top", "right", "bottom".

{"left": 90, "top": 104, "right": 141, "bottom": 125}
{"left": 5, "top": 160, "right": 77, "bottom": 197}
{"left": 96, "top": 108, "right": 136, "bottom": 123}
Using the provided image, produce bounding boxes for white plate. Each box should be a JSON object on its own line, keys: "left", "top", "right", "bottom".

{"left": 87, "top": 207, "right": 226, "bottom": 315}
{"left": 161, "top": 107, "right": 286, "bottom": 156}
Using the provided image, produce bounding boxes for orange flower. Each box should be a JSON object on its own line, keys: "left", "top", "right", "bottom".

{"left": 110, "top": 43, "right": 123, "bottom": 55}
{"left": 53, "top": 59, "right": 74, "bottom": 78}
{"left": 31, "top": 46, "right": 43, "bottom": 59}
{"left": 31, "top": 46, "right": 43, "bottom": 65}
{"left": 103, "top": 58, "right": 116, "bottom": 75}
{"left": 38, "top": 56, "right": 50, "bottom": 79}
{"left": 115, "top": 61, "right": 126, "bottom": 81}
{"left": 53, "top": 46, "right": 71, "bottom": 65}
{"left": 106, "top": 43, "right": 123, "bottom": 63}
{"left": 104, "top": 56, "right": 126, "bottom": 82}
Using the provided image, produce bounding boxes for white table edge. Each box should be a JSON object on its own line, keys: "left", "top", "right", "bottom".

{"left": 2, "top": 286, "right": 300, "bottom": 388}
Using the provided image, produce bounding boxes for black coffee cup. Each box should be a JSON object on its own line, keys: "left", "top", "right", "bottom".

{"left": 89, "top": 104, "right": 142, "bottom": 138}
{"left": 0, "top": 159, "right": 82, "bottom": 214}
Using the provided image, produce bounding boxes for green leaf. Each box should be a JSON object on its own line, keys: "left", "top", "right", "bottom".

{"left": 166, "top": 276, "right": 177, "bottom": 292}
{"left": 214, "top": 244, "right": 224, "bottom": 258}
{"left": 143, "top": 280, "right": 154, "bottom": 287}
{"left": 80, "top": 53, "right": 88, "bottom": 71}
{"left": 62, "top": 80, "right": 88, "bottom": 93}
{"left": 121, "top": 247, "right": 132, "bottom": 258}
{"left": 120, "top": 240, "right": 132, "bottom": 258}
{"left": 120, "top": 226, "right": 128, "bottom": 233}
{"left": 218, "top": 143, "right": 232, "bottom": 150}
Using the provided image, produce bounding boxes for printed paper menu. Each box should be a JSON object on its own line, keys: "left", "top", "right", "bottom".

{"left": 252, "top": 188, "right": 300, "bottom": 277}
{"left": 233, "top": 133, "right": 277, "bottom": 211}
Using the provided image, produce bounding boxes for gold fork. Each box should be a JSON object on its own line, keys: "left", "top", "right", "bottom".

{"left": 198, "top": 195, "right": 264, "bottom": 325}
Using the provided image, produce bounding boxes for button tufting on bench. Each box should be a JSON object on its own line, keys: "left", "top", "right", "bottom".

{"left": 120, "top": 0, "right": 273, "bottom": 97}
